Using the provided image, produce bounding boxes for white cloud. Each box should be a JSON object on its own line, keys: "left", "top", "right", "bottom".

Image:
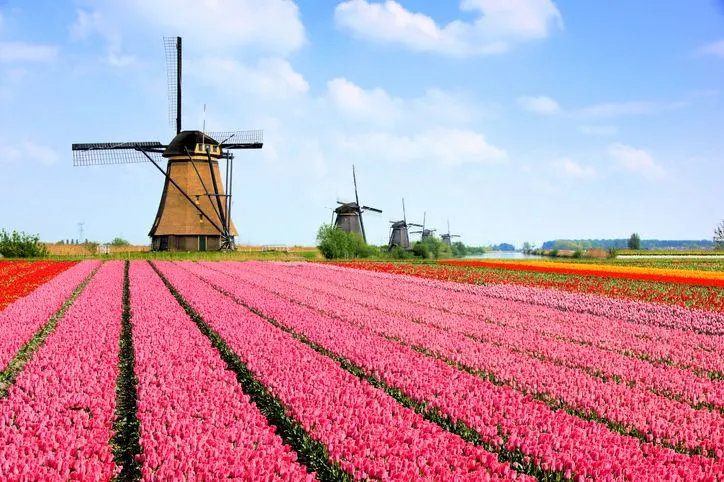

{"left": 127, "top": 0, "right": 305, "bottom": 55}
{"left": 697, "top": 40, "right": 724, "bottom": 58}
{"left": 578, "top": 125, "right": 618, "bottom": 136}
{"left": 191, "top": 57, "right": 309, "bottom": 100}
{"left": 517, "top": 95, "right": 560, "bottom": 115}
{"left": 334, "top": 0, "right": 563, "bottom": 57}
{"left": 69, "top": 9, "right": 136, "bottom": 67}
{"left": 0, "top": 42, "right": 58, "bottom": 62}
{"left": 608, "top": 142, "right": 666, "bottom": 180}
{"left": 336, "top": 127, "right": 507, "bottom": 166}
{"left": 0, "top": 140, "right": 58, "bottom": 166}
{"left": 552, "top": 157, "right": 597, "bottom": 180}
{"left": 327, "top": 78, "right": 478, "bottom": 127}
{"left": 576, "top": 100, "right": 687, "bottom": 118}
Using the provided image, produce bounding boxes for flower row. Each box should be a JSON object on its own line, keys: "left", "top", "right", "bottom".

{"left": 156, "top": 261, "right": 525, "bottom": 481}
{"left": 0, "top": 260, "right": 78, "bottom": 311}
{"left": 261, "top": 262, "right": 724, "bottom": 407}
{"left": 187, "top": 260, "right": 724, "bottom": 480}
{"left": 218, "top": 261, "right": 724, "bottom": 457}
{"left": 329, "top": 261, "right": 724, "bottom": 313}
{"left": 129, "top": 261, "right": 314, "bottom": 480}
{"left": 0, "top": 262, "right": 123, "bottom": 480}
{"left": 0, "top": 260, "right": 99, "bottom": 372}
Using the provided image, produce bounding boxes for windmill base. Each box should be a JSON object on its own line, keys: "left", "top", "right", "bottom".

{"left": 151, "top": 234, "right": 232, "bottom": 252}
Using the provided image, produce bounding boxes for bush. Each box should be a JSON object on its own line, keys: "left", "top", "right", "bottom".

{"left": 412, "top": 242, "right": 431, "bottom": 259}
{"left": 316, "top": 224, "right": 375, "bottom": 259}
{"left": 572, "top": 250, "right": 582, "bottom": 259}
{"left": 110, "top": 237, "right": 130, "bottom": 246}
{"left": 549, "top": 249, "right": 559, "bottom": 257}
{"left": 0, "top": 229, "right": 49, "bottom": 258}
{"left": 389, "top": 245, "right": 412, "bottom": 259}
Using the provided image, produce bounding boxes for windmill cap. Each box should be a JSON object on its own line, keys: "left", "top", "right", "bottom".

{"left": 164, "top": 130, "right": 221, "bottom": 158}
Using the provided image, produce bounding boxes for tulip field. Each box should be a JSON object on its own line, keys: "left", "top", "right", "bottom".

{"left": 1, "top": 260, "right": 724, "bottom": 480}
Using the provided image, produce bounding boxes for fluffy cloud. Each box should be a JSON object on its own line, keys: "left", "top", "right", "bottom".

{"left": 0, "top": 140, "right": 58, "bottom": 165}
{"left": 697, "top": 39, "right": 724, "bottom": 58}
{"left": 517, "top": 95, "right": 560, "bottom": 115}
{"left": 552, "top": 157, "right": 596, "bottom": 180}
{"left": 335, "top": 127, "right": 507, "bottom": 166}
{"left": 608, "top": 142, "right": 666, "bottom": 180}
{"left": 127, "top": 0, "right": 305, "bottom": 55}
{"left": 191, "top": 57, "right": 309, "bottom": 100}
{"left": 334, "top": 0, "right": 562, "bottom": 57}
{"left": 0, "top": 42, "right": 58, "bottom": 62}
{"left": 69, "top": 9, "right": 135, "bottom": 67}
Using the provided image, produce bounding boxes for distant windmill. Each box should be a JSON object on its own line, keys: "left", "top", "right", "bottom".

{"left": 333, "top": 165, "right": 382, "bottom": 244}
{"left": 440, "top": 219, "right": 461, "bottom": 246}
{"left": 388, "top": 198, "right": 422, "bottom": 250}
{"left": 410, "top": 211, "right": 436, "bottom": 241}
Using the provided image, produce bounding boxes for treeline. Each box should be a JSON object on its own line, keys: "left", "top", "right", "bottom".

{"left": 541, "top": 239, "right": 715, "bottom": 250}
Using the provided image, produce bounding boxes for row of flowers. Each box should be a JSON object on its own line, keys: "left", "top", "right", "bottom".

{"left": 0, "top": 260, "right": 78, "bottom": 311}
{"left": 0, "top": 262, "right": 123, "bottom": 480}
{"left": 330, "top": 262, "right": 724, "bottom": 334}
{"left": 330, "top": 262, "right": 724, "bottom": 313}
{"left": 438, "top": 260, "right": 724, "bottom": 287}
{"left": 129, "top": 261, "right": 314, "bottom": 480}
{"left": 263, "top": 262, "right": 724, "bottom": 406}
{"left": 218, "top": 261, "right": 724, "bottom": 458}
{"left": 189, "top": 260, "right": 724, "bottom": 480}
{"left": 155, "top": 261, "right": 525, "bottom": 481}
{"left": 0, "top": 260, "right": 99, "bottom": 372}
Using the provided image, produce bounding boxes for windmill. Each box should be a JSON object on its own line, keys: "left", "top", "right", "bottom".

{"left": 410, "top": 211, "right": 436, "bottom": 241}
{"left": 333, "top": 165, "right": 382, "bottom": 244}
{"left": 440, "top": 219, "right": 461, "bottom": 246}
{"left": 388, "top": 198, "right": 422, "bottom": 250}
{"left": 71, "top": 36, "right": 263, "bottom": 252}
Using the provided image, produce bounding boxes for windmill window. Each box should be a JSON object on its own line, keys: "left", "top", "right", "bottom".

{"left": 199, "top": 214, "right": 203, "bottom": 223}
{"left": 195, "top": 195, "right": 200, "bottom": 204}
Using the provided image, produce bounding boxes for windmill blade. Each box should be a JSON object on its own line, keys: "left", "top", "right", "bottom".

{"left": 361, "top": 206, "right": 383, "bottom": 213}
{"left": 206, "top": 130, "right": 264, "bottom": 149}
{"left": 72, "top": 142, "right": 166, "bottom": 166}
{"left": 408, "top": 223, "right": 424, "bottom": 228}
{"left": 164, "top": 36, "right": 182, "bottom": 134}
{"left": 402, "top": 197, "right": 406, "bottom": 224}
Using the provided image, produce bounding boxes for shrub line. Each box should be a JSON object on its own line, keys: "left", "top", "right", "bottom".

{"left": 148, "top": 261, "right": 352, "bottom": 482}
{"left": 0, "top": 263, "right": 101, "bottom": 398}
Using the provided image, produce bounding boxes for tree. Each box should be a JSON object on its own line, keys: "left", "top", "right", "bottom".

{"left": 110, "top": 237, "right": 130, "bottom": 246}
{"left": 715, "top": 220, "right": 724, "bottom": 250}
{"left": 0, "top": 229, "right": 49, "bottom": 258}
{"left": 316, "top": 224, "right": 375, "bottom": 259}
{"left": 628, "top": 232, "right": 641, "bottom": 250}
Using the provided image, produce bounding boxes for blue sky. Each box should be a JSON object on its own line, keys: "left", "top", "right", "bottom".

{"left": 0, "top": 0, "right": 722, "bottom": 247}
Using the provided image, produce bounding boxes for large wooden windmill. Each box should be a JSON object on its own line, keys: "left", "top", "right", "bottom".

{"left": 71, "top": 36, "right": 263, "bottom": 252}
{"left": 333, "top": 165, "right": 382, "bottom": 244}
{"left": 388, "top": 198, "right": 422, "bottom": 250}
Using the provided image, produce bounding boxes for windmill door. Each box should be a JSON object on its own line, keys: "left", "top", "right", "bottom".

{"left": 198, "top": 235, "right": 207, "bottom": 252}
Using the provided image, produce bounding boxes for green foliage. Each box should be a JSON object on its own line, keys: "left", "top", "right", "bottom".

{"left": 572, "top": 250, "right": 583, "bottom": 259}
{"left": 607, "top": 248, "right": 618, "bottom": 259}
{"left": 450, "top": 241, "right": 468, "bottom": 257}
{"left": 110, "top": 237, "right": 130, "bottom": 246}
{"left": 412, "top": 242, "right": 431, "bottom": 259}
{"left": 388, "top": 246, "right": 412, "bottom": 259}
{"left": 316, "top": 224, "right": 375, "bottom": 259}
{"left": 628, "top": 232, "right": 641, "bottom": 250}
{"left": 714, "top": 220, "right": 724, "bottom": 251}
{"left": 0, "top": 229, "right": 48, "bottom": 258}
{"left": 549, "top": 249, "right": 559, "bottom": 257}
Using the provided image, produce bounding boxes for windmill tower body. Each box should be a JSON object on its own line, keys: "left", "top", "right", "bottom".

{"left": 332, "top": 165, "right": 381, "bottom": 243}
{"left": 149, "top": 131, "right": 237, "bottom": 251}
{"left": 388, "top": 221, "right": 410, "bottom": 249}
{"left": 334, "top": 203, "right": 364, "bottom": 238}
